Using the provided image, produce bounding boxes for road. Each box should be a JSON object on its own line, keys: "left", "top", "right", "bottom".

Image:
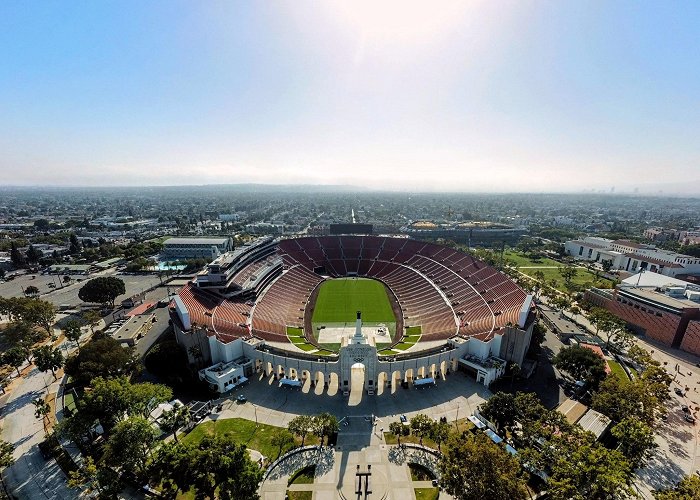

{"left": 1, "top": 363, "right": 76, "bottom": 499}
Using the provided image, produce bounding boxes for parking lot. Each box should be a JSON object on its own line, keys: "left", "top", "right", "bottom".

{"left": 0, "top": 270, "right": 165, "bottom": 308}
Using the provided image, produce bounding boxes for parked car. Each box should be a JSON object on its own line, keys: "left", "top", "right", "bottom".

{"left": 682, "top": 405, "right": 690, "bottom": 413}
{"left": 236, "top": 395, "right": 247, "bottom": 404}
{"left": 675, "top": 387, "right": 684, "bottom": 396}
{"left": 685, "top": 414, "right": 696, "bottom": 424}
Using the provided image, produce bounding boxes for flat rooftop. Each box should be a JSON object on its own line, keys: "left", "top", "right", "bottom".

{"left": 165, "top": 237, "right": 230, "bottom": 245}
{"left": 619, "top": 287, "right": 700, "bottom": 311}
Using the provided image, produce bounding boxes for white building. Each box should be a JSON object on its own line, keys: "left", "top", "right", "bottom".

{"left": 565, "top": 237, "right": 700, "bottom": 279}
{"left": 162, "top": 237, "right": 233, "bottom": 261}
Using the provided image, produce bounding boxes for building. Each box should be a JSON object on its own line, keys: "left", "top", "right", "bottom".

{"left": 112, "top": 311, "right": 156, "bottom": 346}
{"left": 565, "top": 237, "right": 700, "bottom": 279}
{"left": 557, "top": 399, "right": 611, "bottom": 440}
{"left": 585, "top": 273, "right": 700, "bottom": 355}
{"left": 162, "top": 237, "right": 233, "bottom": 261}
{"left": 198, "top": 359, "right": 251, "bottom": 393}
{"left": 170, "top": 235, "right": 536, "bottom": 392}
{"left": 404, "top": 222, "right": 526, "bottom": 248}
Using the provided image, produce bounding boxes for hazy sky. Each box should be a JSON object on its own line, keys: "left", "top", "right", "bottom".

{"left": 1, "top": 1, "right": 699, "bottom": 193}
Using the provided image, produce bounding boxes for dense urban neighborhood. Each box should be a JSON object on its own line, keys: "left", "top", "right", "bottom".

{"left": 0, "top": 188, "right": 699, "bottom": 499}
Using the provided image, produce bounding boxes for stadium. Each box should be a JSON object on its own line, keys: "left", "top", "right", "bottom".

{"left": 171, "top": 235, "right": 535, "bottom": 399}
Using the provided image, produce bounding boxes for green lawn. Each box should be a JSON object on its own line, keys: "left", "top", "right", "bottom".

{"left": 183, "top": 418, "right": 319, "bottom": 459}
{"left": 607, "top": 360, "right": 629, "bottom": 380}
{"left": 288, "top": 465, "right": 316, "bottom": 485}
{"left": 286, "top": 492, "right": 312, "bottom": 500}
{"left": 504, "top": 249, "right": 613, "bottom": 292}
{"left": 504, "top": 250, "right": 562, "bottom": 268}
{"left": 409, "top": 463, "right": 435, "bottom": 481}
{"left": 415, "top": 488, "right": 440, "bottom": 500}
{"left": 312, "top": 278, "right": 396, "bottom": 325}
{"left": 405, "top": 325, "right": 422, "bottom": 335}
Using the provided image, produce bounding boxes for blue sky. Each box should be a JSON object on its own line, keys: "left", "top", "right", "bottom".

{"left": 1, "top": 1, "right": 699, "bottom": 193}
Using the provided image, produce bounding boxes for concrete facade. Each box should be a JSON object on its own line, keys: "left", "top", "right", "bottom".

{"left": 174, "top": 317, "right": 533, "bottom": 393}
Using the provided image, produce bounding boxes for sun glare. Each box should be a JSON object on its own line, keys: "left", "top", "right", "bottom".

{"left": 330, "top": 0, "right": 472, "bottom": 44}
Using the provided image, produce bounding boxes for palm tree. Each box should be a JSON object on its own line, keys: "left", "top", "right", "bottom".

{"left": 33, "top": 397, "right": 51, "bottom": 436}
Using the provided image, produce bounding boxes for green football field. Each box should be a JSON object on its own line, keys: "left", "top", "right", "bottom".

{"left": 311, "top": 278, "right": 396, "bottom": 324}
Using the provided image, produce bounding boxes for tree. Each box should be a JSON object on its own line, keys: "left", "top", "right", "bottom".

{"left": 0, "top": 439, "right": 15, "bottom": 469}
{"left": 559, "top": 265, "right": 577, "bottom": 285}
{"left": 2, "top": 346, "right": 28, "bottom": 377}
{"left": 548, "top": 439, "right": 636, "bottom": 500}
{"left": 588, "top": 308, "right": 632, "bottom": 352}
{"left": 592, "top": 364, "right": 670, "bottom": 426}
{"left": 533, "top": 269, "right": 546, "bottom": 286}
{"left": 314, "top": 412, "right": 339, "bottom": 446}
{"left": 26, "top": 245, "right": 42, "bottom": 264}
{"left": 654, "top": 474, "right": 700, "bottom": 500}
{"left": 429, "top": 420, "right": 451, "bottom": 452}
{"left": 389, "top": 421, "right": 409, "bottom": 446}
{"left": 601, "top": 259, "right": 613, "bottom": 273}
{"left": 553, "top": 344, "right": 607, "bottom": 386}
{"left": 64, "top": 319, "right": 83, "bottom": 351}
{"left": 78, "top": 277, "right": 126, "bottom": 307}
{"left": 611, "top": 417, "right": 657, "bottom": 468}
{"left": 33, "top": 345, "right": 64, "bottom": 380}
{"left": 510, "top": 362, "right": 521, "bottom": 389}
{"left": 149, "top": 441, "right": 199, "bottom": 497}
{"left": 63, "top": 335, "right": 137, "bottom": 386}
{"left": 10, "top": 242, "right": 25, "bottom": 267}
{"left": 33, "top": 397, "right": 52, "bottom": 436}
{"left": 439, "top": 432, "right": 527, "bottom": 500}
{"left": 23, "top": 285, "right": 40, "bottom": 298}
{"left": 409, "top": 414, "right": 434, "bottom": 446}
{"left": 158, "top": 403, "right": 191, "bottom": 443}
{"left": 82, "top": 310, "right": 102, "bottom": 333}
{"left": 151, "top": 435, "right": 263, "bottom": 500}
{"left": 60, "top": 377, "right": 171, "bottom": 439}
{"left": 479, "top": 392, "right": 517, "bottom": 434}
{"left": 103, "top": 417, "right": 158, "bottom": 478}
{"left": 1, "top": 320, "right": 44, "bottom": 349}
{"left": 68, "top": 456, "right": 123, "bottom": 498}
{"left": 270, "top": 429, "right": 295, "bottom": 459}
{"left": 69, "top": 233, "right": 81, "bottom": 255}
{"left": 288, "top": 415, "right": 313, "bottom": 446}
{"left": 24, "top": 299, "right": 57, "bottom": 336}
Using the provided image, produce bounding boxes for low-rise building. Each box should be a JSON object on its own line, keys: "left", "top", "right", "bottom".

{"left": 162, "top": 237, "right": 233, "bottom": 260}
{"left": 112, "top": 311, "right": 156, "bottom": 346}
{"left": 585, "top": 273, "right": 700, "bottom": 355}
{"left": 565, "top": 237, "right": 700, "bottom": 279}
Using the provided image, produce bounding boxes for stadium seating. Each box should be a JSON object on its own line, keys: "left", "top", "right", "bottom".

{"left": 178, "top": 236, "right": 529, "bottom": 346}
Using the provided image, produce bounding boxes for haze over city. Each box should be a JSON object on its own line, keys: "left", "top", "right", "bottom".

{"left": 1, "top": 1, "right": 699, "bottom": 193}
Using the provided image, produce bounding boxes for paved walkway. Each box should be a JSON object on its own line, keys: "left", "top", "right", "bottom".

{"left": 0, "top": 324, "right": 98, "bottom": 500}
{"left": 259, "top": 418, "right": 451, "bottom": 500}
{"left": 213, "top": 369, "right": 490, "bottom": 437}
{"left": 1, "top": 365, "right": 75, "bottom": 500}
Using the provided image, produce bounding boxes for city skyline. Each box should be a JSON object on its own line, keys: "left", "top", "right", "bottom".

{"left": 1, "top": 1, "right": 699, "bottom": 193}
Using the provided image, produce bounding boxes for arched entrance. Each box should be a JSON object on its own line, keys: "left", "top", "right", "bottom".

{"left": 349, "top": 363, "right": 365, "bottom": 406}
{"left": 391, "top": 370, "right": 402, "bottom": 394}
{"left": 328, "top": 372, "right": 339, "bottom": 396}
{"left": 301, "top": 370, "right": 312, "bottom": 393}
{"left": 314, "top": 371, "right": 325, "bottom": 395}
{"left": 376, "top": 372, "right": 388, "bottom": 396}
